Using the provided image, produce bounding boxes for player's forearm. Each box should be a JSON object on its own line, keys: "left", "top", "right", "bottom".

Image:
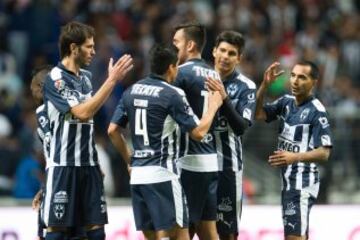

{"left": 222, "top": 97, "right": 249, "bottom": 135}
{"left": 108, "top": 124, "right": 131, "bottom": 164}
{"left": 296, "top": 147, "right": 331, "bottom": 163}
{"left": 71, "top": 79, "right": 117, "bottom": 121}
{"left": 255, "top": 83, "right": 267, "bottom": 120}
{"left": 190, "top": 104, "right": 218, "bottom": 141}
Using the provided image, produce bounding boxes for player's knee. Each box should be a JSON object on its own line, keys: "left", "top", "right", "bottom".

{"left": 87, "top": 227, "right": 105, "bottom": 240}
{"left": 45, "top": 231, "right": 66, "bottom": 240}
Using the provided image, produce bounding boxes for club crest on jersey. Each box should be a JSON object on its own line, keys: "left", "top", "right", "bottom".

{"left": 54, "top": 204, "right": 65, "bottom": 219}
{"left": 227, "top": 84, "right": 238, "bottom": 97}
{"left": 284, "top": 202, "right": 296, "bottom": 215}
{"left": 218, "top": 197, "right": 233, "bottom": 212}
{"left": 300, "top": 108, "right": 310, "bottom": 121}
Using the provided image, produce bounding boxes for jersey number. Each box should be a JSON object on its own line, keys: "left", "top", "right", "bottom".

{"left": 201, "top": 90, "right": 209, "bottom": 117}
{"left": 135, "top": 108, "right": 149, "bottom": 146}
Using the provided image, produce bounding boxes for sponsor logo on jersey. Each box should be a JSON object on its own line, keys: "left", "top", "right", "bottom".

{"left": 278, "top": 139, "right": 300, "bottom": 153}
{"left": 192, "top": 66, "right": 220, "bottom": 79}
{"left": 318, "top": 117, "right": 330, "bottom": 129}
{"left": 131, "top": 84, "right": 163, "bottom": 97}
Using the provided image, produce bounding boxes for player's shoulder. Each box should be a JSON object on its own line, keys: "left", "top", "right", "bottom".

{"left": 79, "top": 68, "right": 92, "bottom": 79}
{"left": 36, "top": 104, "right": 46, "bottom": 114}
{"left": 178, "top": 61, "right": 194, "bottom": 70}
{"left": 310, "top": 98, "right": 327, "bottom": 113}
{"left": 160, "top": 81, "right": 186, "bottom": 97}
{"left": 235, "top": 73, "right": 256, "bottom": 89}
{"left": 48, "top": 66, "right": 63, "bottom": 81}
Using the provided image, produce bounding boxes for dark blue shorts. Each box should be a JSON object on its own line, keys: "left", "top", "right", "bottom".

{"left": 180, "top": 169, "right": 218, "bottom": 224}
{"left": 282, "top": 186, "right": 317, "bottom": 236}
{"left": 216, "top": 170, "right": 243, "bottom": 235}
{"left": 42, "top": 166, "right": 108, "bottom": 227}
{"left": 131, "top": 179, "right": 188, "bottom": 231}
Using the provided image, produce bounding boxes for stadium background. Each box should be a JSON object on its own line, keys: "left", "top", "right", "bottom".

{"left": 0, "top": 0, "right": 359, "bottom": 239}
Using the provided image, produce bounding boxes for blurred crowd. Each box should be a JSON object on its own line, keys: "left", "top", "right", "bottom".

{"left": 0, "top": 0, "right": 359, "bottom": 202}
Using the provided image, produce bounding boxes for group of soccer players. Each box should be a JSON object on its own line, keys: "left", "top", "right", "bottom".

{"left": 30, "top": 20, "right": 332, "bottom": 240}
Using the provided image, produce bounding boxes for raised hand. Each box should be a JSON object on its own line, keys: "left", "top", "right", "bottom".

{"left": 262, "top": 62, "right": 284, "bottom": 88}
{"left": 108, "top": 54, "right": 134, "bottom": 82}
{"left": 206, "top": 77, "right": 227, "bottom": 100}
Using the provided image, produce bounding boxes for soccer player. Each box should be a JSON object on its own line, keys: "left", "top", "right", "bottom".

{"left": 255, "top": 61, "right": 332, "bottom": 240}
{"left": 31, "top": 65, "right": 53, "bottom": 240}
{"left": 107, "top": 44, "right": 223, "bottom": 240}
{"left": 172, "top": 21, "right": 220, "bottom": 240}
{"left": 42, "top": 21, "right": 133, "bottom": 240}
{"left": 206, "top": 31, "right": 256, "bottom": 240}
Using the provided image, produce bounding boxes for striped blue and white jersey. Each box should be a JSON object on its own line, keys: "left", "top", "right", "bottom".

{"left": 111, "top": 74, "right": 199, "bottom": 184}
{"left": 36, "top": 104, "right": 51, "bottom": 160}
{"left": 174, "top": 59, "right": 221, "bottom": 172}
{"left": 214, "top": 71, "right": 256, "bottom": 172}
{"left": 264, "top": 95, "right": 333, "bottom": 191}
{"left": 43, "top": 63, "right": 98, "bottom": 168}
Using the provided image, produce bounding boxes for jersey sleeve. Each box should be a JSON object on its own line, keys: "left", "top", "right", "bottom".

{"left": 110, "top": 96, "right": 128, "bottom": 128}
{"left": 235, "top": 88, "right": 257, "bottom": 124}
{"left": 310, "top": 111, "right": 333, "bottom": 149}
{"left": 36, "top": 105, "right": 51, "bottom": 141}
{"left": 43, "top": 75, "right": 80, "bottom": 114}
{"left": 169, "top": 90, "right": 199, "bottom": 132}
{"left": 263, "top": 96, "right": 286, "bottom": 123}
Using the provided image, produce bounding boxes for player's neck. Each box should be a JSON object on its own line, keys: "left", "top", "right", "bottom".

{"left": 61, "top": 57, "right": 80, "bottom": 76}
{"left": 216, "top": 67, "right": 234, "bottom": 81}
{"left": 186, "top": 52, "right": 202, "bottom": 61}
{"left": 295, "top": 93, "right": 312, "bottom": 106}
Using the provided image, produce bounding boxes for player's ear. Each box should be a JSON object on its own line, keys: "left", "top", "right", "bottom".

{"left": 212, "top": 47, "right": 216, "bottom": 58}
{"left": 187, "top": 40, "right": 196, "bottom": 53}
{"left": 70, "top": 43, "right": 78, "bottom": 55}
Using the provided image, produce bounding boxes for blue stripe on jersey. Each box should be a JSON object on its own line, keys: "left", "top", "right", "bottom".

{"left": 234, "top": 135, "right": 242, "bottom": 171}
{"left": 171, "top": 131, "right": 178, "bottom": 175}
{"left": 81, "top": 124, "right": 90, "bottom": 163}
{"left": 221, "top": 131, "right": 232, "bottom": 169}
{"left": 161, "top": 137, "right": 169, "bottom": 169}
{"left": 302, "top": 165, "right": 310, "bottom": 188}
{"left": 66, "top": 124, "right": 77, "bottom": 164}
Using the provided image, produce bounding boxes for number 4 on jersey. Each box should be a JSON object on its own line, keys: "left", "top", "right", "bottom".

{"left": 135, "top": 108, "right": 149, "bottom": 146}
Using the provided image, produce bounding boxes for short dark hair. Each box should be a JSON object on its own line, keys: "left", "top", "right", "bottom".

{"left": 150, "top": 44, "right": 178, "bottom": 75}
{"left": 30, "top": 65, "right": 53, "bottom": 105}
{"left": 215, "top": 31, "right": 245, "bottom": 55}
{"left": 296, "top": 60, "right": 320, "bottom": 80}
{"left": 174, "top": 21, "right": 206, "bottom": 52}
{"left": 59, "top": 21, "right": 95, "bottom": 59}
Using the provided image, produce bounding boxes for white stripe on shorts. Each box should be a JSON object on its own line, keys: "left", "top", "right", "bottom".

{"left": 44, "top": 167, "right": 55, "bottom": 226}
{"left": 171, "top": 179, "right": 185, "bottom": 227}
